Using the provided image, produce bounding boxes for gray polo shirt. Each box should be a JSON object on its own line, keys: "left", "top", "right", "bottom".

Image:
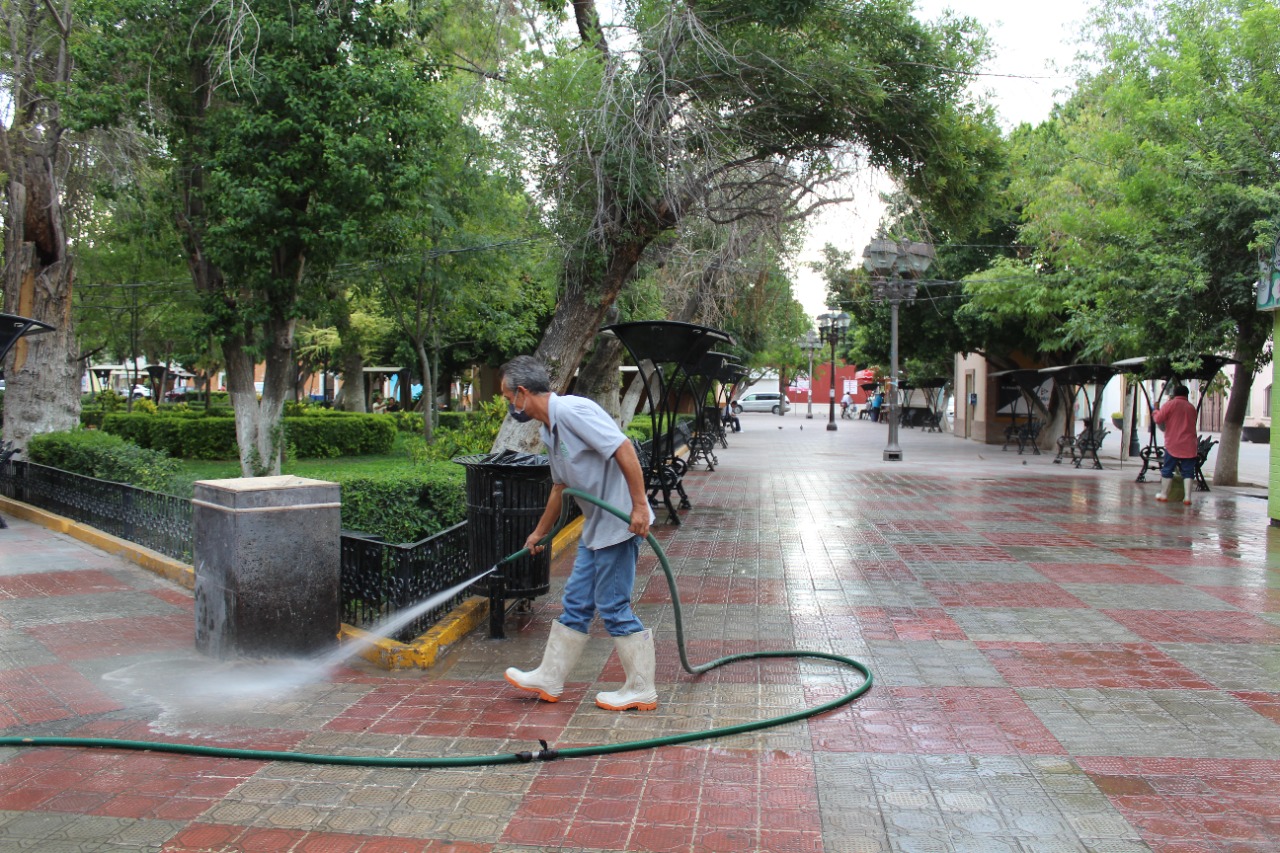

{"left": 541, "top": 393, "right": 652, "bottom": 549}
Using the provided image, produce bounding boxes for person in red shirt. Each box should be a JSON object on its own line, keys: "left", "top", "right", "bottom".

{"left": 1151, "top": 384, "right": 1199, "bottom": 506}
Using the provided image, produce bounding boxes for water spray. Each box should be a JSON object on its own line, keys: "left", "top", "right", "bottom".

{"left": 0, "top": 489, "right": 872, "bottom": 766}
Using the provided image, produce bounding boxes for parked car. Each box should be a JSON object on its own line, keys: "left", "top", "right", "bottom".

{"left": 130, "top": 385, "right": 151, "bottom": 398}
{"left": 732, "top": 392, "right": 790, "bottom": 414}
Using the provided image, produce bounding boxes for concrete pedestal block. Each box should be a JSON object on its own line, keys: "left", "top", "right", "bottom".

{"left": 193, "top": 475, "right": 341, "bottom": 658}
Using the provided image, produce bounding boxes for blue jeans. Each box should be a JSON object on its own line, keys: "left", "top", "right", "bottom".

{"left": 1161, "top": 454, "right": 1196, "bottom": 480}
{"left": 557, "top": 536, "right": 645, "bottom": 637}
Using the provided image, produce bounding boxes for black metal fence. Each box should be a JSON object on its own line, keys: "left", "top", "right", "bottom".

{"left": 0, "top": 461, "right": 194, "bottom": 562}
{"left": 340, "top": 523, "right": 476, "bottom": 642}
{"left": 0, "top": 460, "right": 492, "bottom": 642}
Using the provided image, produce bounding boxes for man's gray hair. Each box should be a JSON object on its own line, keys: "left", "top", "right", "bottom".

{"left": 499, "top": 355, "right": 552, "bottom": 394}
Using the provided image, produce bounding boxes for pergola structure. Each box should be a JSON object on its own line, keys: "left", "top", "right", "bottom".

{"left": 1040, "top": 364, "right": 1118, "bottom": 469}
{"left": 1111, "top": 354, "right": 1240, "bottom": 487}
{"left": 990, "top": 368, "right": 1052, "bottom": 455}
{"left": 600, "top": 321, "right": 734, "bottom": 524}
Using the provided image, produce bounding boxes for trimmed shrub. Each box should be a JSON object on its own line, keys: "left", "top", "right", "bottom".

{"left": 336, "top": 466, "right": 466, "bottom": 542}
{"left": 101, "top": 411, "right": 394, "bottom": 460}
{"left": 286, "top": 414, "right": 396, "bottom": 458}
{"left": 625, "top": 416, "right": 653, "bottom": 443}
{"left": 26, "top": 430, "right": 181, "bottom": 492}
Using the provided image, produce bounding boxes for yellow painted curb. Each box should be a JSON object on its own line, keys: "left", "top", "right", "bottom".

{"left": 2, "top": 493, "right": 585, "bottom": 671}
{"left": 0, "top": 495, "right": 195, "bottom": 590}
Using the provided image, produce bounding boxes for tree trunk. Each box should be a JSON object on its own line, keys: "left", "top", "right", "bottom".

{"left": 333, "top": 300, "right": 366, "bottom": 412}
{"left": 494, "top": 238, "right": 653, "bottom": 453}
{"left": 224, "top": 309, "right": 296, "bottom": 477}
{"left": 575, "top": 335, "right": 625, "bottom": 422}
{"left": 415, "top": 339, "right": 435, "bottom": 443}
{"left": 2, "top": 173, "right": 80, "bottom": 448}
{"left": 618, "top": 359, "right": 657, "bottom": 429}
{"left": 574, "top": 303, "right": 624, "bottom": 420}
{"left": 1212, "top": 359, "right": 1253, "bottom": 488}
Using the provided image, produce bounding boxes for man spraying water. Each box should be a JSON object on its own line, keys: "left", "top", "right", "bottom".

{"left": 498, "top": 356, "right": 658, "bottom": 711}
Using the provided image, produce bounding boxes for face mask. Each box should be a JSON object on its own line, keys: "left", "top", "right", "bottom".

{"left": 507, "top": 391, "right": 533, "bottom": 423}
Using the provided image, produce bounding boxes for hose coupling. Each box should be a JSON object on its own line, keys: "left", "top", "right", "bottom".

{"left": 515, "top": 739, "right": 559, "bottom": 763}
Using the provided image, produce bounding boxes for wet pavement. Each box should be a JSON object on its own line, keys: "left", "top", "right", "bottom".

{"left": 0, "top": 415, "right": 1276, "bottom": 853}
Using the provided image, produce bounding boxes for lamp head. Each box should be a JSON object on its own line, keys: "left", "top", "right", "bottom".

{"left": 862, "top": 237, "right": 899, "bottom": 276}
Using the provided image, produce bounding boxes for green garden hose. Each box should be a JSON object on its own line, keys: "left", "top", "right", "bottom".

{"left": 0, "top": 488, "right": 872, "bottom": 767}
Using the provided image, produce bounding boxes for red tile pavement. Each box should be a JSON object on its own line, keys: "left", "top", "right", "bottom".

{"left": 0, "top": 569, "right": 134, "bottom": 599}
{"left": 1, "top": 423, "right": 1276, "bottom": 852}
{"left": 1081, "top": 757, "right": 1280, "bottom": 852}
{"left": 1029, "top": 561, "right": 1179, "bottom": 584}
{"left": 0, "top": 663, "right": 121, "bottom": 727}
{"left": 924, "top": 580, "right": 1090, "bottom": 608}
{"left": 1102, "top": 609, "right": 1280, "bottom": 643}
{"left": 978, "top": 642, "right": 1217, "bottom": 689}
{"left": 26, "top": 614, "right": 193, "bottom": 660}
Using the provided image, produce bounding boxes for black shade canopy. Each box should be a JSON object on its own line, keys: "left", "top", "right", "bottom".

{"left": 600, "top": 321, "right": 735, "bottom": 366}
{"left": 989, "top": 368, "right": 1047, "bottom": 394}
{"left": 1111, "top": 354, "right": 1241, "bottom": 382}
{"left": 1039, "top": 364, "right": 1118, "bottom": 386}
{"left": 0, "top": 314, "right": 53, "bottom": 363}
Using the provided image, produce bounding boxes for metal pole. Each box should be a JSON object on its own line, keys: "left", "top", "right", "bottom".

{"left": 826, "top": 336, "right": 837, "bottom": 431}
{"left": 806, "top": 347, "right": 814, "bottom": 419}
{"left": 884, "top": 294, "right": 903, "bottom": 460}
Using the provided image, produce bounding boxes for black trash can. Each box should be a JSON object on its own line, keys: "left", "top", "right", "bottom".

{"left": 453, "top": 451, "right": 553, "bottom": 600}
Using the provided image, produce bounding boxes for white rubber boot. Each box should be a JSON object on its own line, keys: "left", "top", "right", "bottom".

{"left": 505, "top": 620, "right": 589, "bottom": 702}
{"left": 596, "top": 629, "right": 658, "bottom": 711}
{"left": 1183, "top": 478, "right": 1193, "bottom": 507}
{"left": 1156, "top": 477, "right": 1171, "bottom": 502}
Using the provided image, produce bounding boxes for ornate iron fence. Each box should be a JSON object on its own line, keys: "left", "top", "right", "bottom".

{"left": 0, "top": 461, "right": 194, "bottom": 562}
{"left": 340, "top": 523, "right": 476, "bottom": 642}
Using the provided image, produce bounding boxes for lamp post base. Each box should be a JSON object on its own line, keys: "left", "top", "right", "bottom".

{"left": 883, "top": 447, "right": 903, "bottom": 461}
{"left": 826, "top": 422, "right": 837, "bottom": 432}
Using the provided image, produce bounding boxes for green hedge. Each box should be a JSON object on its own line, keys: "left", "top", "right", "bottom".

{"left": 335, "top": 466, "right": 467, "bottom": 542}
{"left": 26, "top": 430, "right": 181, "bottom": 492}
{"left": 625, "top": 416, "right": 653, "bottom": 442}
{"left": 100, "top": 412, "right": 396, "bottom": 460}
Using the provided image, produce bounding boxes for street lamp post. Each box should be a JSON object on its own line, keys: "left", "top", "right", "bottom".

{"left": 817, "top": 311, "right": 850, "bottom": 432}
{"left": 862, "top": 237, "right": 935, "bottom": 461}
{"left": 799, "top": 329, "right": 819, "bottom": 419}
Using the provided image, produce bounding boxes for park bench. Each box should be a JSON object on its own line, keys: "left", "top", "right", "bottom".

{"left": 1002, "top": 418, "right": 1044, "bottom": 455}
{"left": 1054, "top": 425, "right": 1108, "bottom": 469}
{"left": 691, "top": 404, "right": 727, "bottom": 460}
{"left": 1192, "top": 435, "right": 1217, "bottom": 492}
{"left": 1136, "top": 435, "right": 1216, "bottom": 491}
{"left": 633, "top": 423, "right": 693, "bottom": 524}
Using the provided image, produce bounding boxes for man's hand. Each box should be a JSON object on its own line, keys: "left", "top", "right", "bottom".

{"left": 628, "top": 504, "right": 650, "bottom": 539}
{"left": 525, "top": 529, "right": 550, "bottom": 555}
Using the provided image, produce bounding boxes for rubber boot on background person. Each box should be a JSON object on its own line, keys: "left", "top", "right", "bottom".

{"left": 1156, "top": 477, "right": 1172, "bottom": 502}
{"left": 596, "top": 629, "right": 658, "bottom": 711}
{"left": 505, "top": 620, "right": 589, "bottom": 702}
{"left": 1182, "top": 477, "right": 1193, "bottom": 507}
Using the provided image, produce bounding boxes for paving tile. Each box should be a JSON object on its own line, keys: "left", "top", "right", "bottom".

{"left": 1101, "top": 609, "right": 1280, "bottom": 643}
{"left": 1065, "top": 583, "right": 1243, "bottom": 611}
{"left": 948, "top": 607, "right": 1141, "bottom": 644}
{"left": 0, "top": 664, "right": 121, "bottom": 728}
{"left": 1020, "top": 688, "right": 1280, "bottom": 758}
{"left": 1080, "top": 757, "right": 1280, "bottom": 852}
{"left": 1155, "top": 643, "right": 1280, "bottom": 692}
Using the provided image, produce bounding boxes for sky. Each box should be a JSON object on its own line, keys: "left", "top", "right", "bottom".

{"left": 790, "top": 0, "right": 1092, "bottom": 320}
